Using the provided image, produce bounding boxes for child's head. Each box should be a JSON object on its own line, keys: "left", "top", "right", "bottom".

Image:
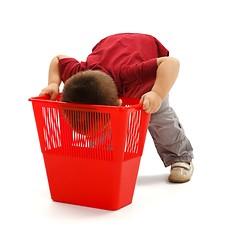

{"left": 61, "top": 70, "right": 120, "bottom": 135}
{"left": 61, "top": 70, "right": 120, "bottom": 106}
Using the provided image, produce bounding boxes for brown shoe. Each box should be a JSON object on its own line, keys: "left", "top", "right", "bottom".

{"left": 168, "top": 162, "right": 194, "bottom": 183}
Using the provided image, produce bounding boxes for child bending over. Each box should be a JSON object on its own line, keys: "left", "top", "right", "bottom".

{"left": 40, "top": 33, "right": 194, "bottom": 183}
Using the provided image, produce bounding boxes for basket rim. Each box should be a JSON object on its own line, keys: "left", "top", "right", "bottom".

{"left": 28, "top": 94, "right": 143, "bottom": 111}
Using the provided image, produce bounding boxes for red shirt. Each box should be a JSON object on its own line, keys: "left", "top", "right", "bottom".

{"left": 59, "top": 33, "right": 169, "bottom": 98}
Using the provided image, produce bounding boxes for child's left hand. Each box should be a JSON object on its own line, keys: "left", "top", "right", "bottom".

{"left": 140, "top": 91, "right": 163, "bottom": 113}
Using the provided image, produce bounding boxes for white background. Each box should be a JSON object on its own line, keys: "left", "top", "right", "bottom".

{"left": 1, "top": 0, "right": 230, "bottom": 239}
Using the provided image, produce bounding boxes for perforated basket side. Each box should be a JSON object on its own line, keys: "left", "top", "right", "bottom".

{"left": 29, "top": 96, "right": 150, "bottom": 161}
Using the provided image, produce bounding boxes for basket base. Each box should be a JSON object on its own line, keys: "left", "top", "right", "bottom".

{"left": 43, "top": 154, "right": 141, "bottom": 210}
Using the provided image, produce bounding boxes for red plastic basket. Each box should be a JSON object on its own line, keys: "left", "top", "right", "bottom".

{"left": 29, "top": 94, "right": 150, "bottom": 210}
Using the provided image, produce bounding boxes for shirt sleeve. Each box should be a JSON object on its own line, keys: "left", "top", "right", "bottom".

{"left": 121, "top": 58, "right": 158, "bottom": 84}
{"left": 58, "top": 58, "right": 80, "bottom": 82}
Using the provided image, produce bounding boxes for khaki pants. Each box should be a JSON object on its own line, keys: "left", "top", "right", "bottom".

{"left": 148, "top": 96, "right": 194, "bottom": 167}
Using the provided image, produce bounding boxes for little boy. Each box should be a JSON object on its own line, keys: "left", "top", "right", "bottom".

{"left": 40, "top": 33, "right": 194, "bottom": 183}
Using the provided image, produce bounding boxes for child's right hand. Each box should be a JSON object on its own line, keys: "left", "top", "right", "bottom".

{"left": 39, "top": 83, "right": 59, "bottom": 100}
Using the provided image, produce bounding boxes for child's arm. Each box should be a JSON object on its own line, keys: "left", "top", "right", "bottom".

{"left": 39, "top": 55, "right": 71, "bottom": 100}
{"left": 140, "top": 57, "right": 180, "bottom": 113}
{"left": 152, "top": 57, "right": 180, "bottom": 99}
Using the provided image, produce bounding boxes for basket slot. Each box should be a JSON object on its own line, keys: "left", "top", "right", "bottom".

{"left": 42, "top": 107, "right": 62, "bottom": 151}
{"left": 124, "top": 110, "right": 142, "bottom": 154}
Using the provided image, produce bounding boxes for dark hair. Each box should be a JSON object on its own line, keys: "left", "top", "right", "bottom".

{"left": 61, "top": 70, "right": 118, "bottom": 106}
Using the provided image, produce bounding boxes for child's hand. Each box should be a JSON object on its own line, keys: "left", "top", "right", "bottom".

{"left": 140, "top": 91, "right": 163, "bottom": 113}
{"left": 39, "top": 83, "right": 59, "bottom": 100}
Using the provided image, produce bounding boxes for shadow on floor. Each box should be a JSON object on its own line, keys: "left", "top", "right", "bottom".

{"left": 136, "top": 173, "right": 168, "bottom": 185}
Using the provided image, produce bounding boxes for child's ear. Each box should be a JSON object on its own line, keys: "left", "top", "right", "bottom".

{"left": 117, "top": 99, "right": 122, "bottom": 106}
